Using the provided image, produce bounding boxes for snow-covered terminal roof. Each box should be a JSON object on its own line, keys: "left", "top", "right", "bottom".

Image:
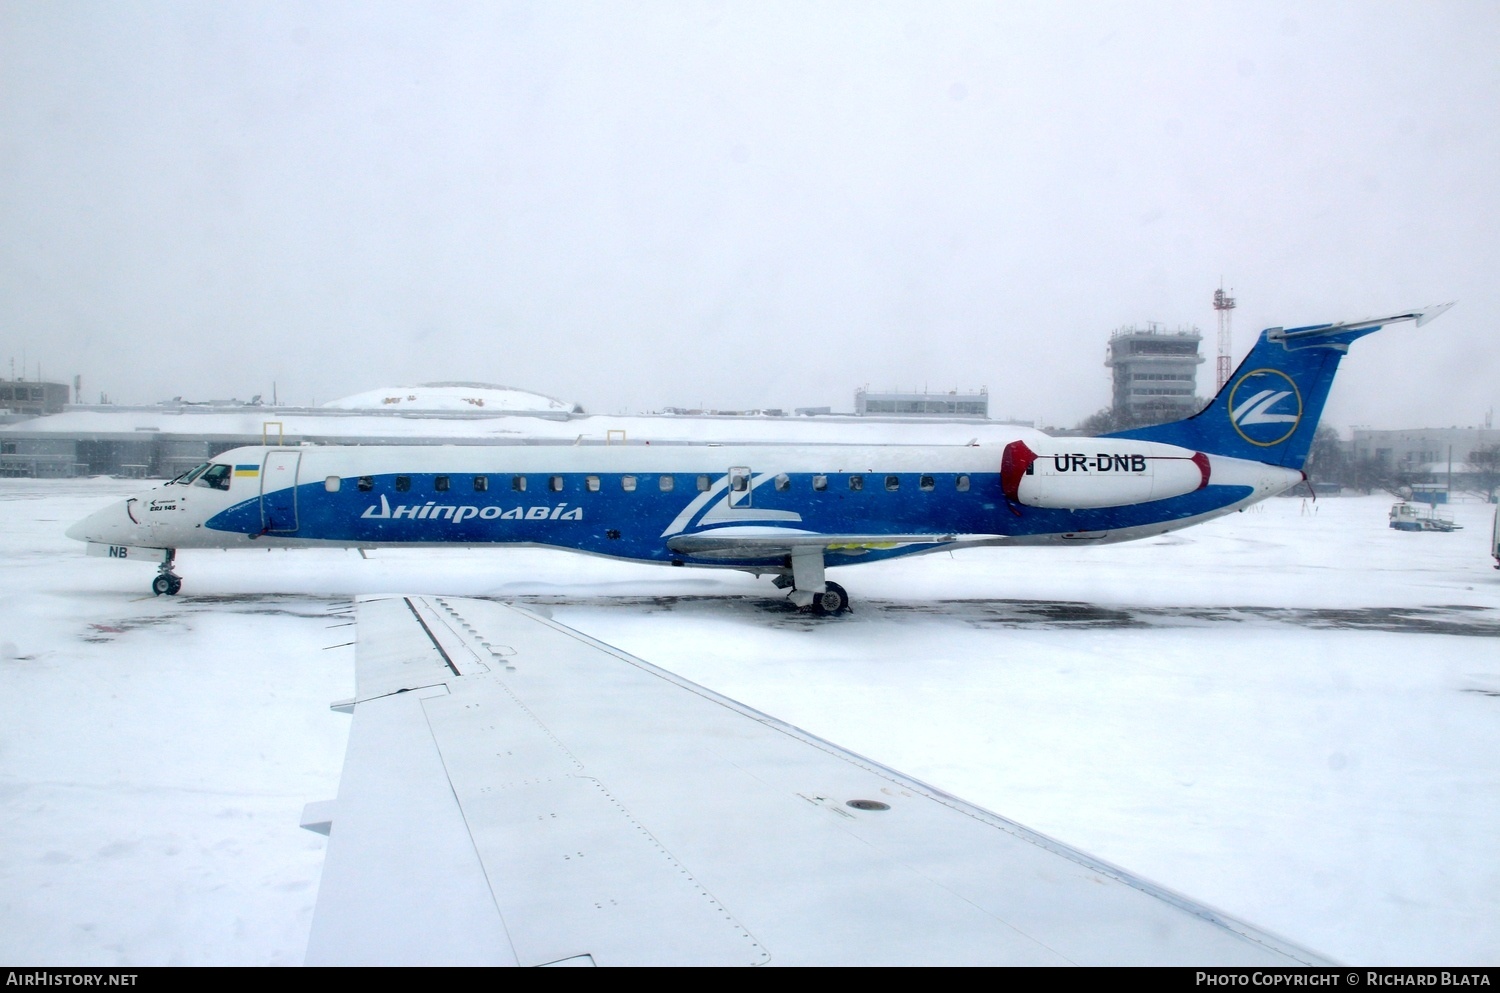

{"left": 322, "top": 383, "right": 580, "bottom": 414}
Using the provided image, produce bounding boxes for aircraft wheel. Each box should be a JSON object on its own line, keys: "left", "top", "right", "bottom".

{"left": 152, "top": 575, "right": 173, "bottom": 596}
{"left": 166, "top": 576, "right": 183, "bottom": 596}
{"left": 810, "top": 581, "right": 849, "bottom": 616}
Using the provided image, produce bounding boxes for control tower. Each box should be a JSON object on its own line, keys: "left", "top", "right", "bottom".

{"left": 1104, "top": 323, "right": 1204, "bottom": 426}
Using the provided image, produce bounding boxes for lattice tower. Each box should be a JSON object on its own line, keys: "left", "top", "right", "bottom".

{"left": 1213, "top": 286, "right": 1236, "bottom": 391}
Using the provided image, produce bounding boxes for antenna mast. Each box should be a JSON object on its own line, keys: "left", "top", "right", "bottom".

{"left": 1213, "top": 284, "right": 1237, "bottom": 390}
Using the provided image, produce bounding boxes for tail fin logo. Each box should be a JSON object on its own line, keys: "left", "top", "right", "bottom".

{"left": 1228, "top": 368, "right": 1302, "bottom": 447}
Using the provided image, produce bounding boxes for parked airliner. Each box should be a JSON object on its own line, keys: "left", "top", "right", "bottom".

{"left": 68, "top": 305, "right": 1452, "bottom": 613}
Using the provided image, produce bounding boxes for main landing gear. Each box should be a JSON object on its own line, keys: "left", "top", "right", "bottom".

{"left": 775, "top": 548, "right": 850, "bottom": 616}
{"left": 773, "top": 576, "right": 850, "bottom": 615}
{"left": 152, "top": 549, "right": 182, "bottom": 597}
{"left": 809, "top": 582, "right": 849, "bottom": 616}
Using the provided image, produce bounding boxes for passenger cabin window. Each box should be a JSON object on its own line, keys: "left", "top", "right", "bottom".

{"left": 549, "top": 475, "right": 564, "bottom": 492}
{"left": 659, "top": 475, "right": 674, "bottom": 492}
{"left": 473, "top": 476, "right": 487, "bottom": 492}
{"left": 849, "top": 475, "right": 864, "bottom": 491}
{"left": 194, "top": 464, "right": 232, "bottom": 490}
{"left": 813, "top": 475, "right": 827, "bottom": 491}
{"left": 586, "top": 475, "right": 601, "bottom": 492}
{"left": 729, "top": 470, "right": 749, "bottom": 492}
{"left": 396, "top": 476, "right": 411, "bottom": 492}
{"left": 775, "top": 473, "right": 790, "bottom": 492}
{"left": 512, "top": 475, "right": 526, "bottom": 492}
{"left": 434, "top": 475, "right": 450, "bottom": 492}
{"left": 885, "top": 475, "right": 899, "bottom": 491}
{"left": 696, "top": 475, "right": 711, "bottom": 492}
{"left": 956, "top": 474, "right": 970, "bottom": 491}
{"left": 622, "top": 475, "right": 637, "bottom": 492}
{"left": 357, "top": 476, "right": 374, "bottom": 492}
{"left": 919, "top": 475, "right": 935, "bottom": 492}
{"left": 325, "top": 476, "right": 341, "bottom": 493}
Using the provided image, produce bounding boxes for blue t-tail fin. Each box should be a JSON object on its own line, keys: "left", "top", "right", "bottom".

{"left": 1106, "top": 304, "right": 1454, "bottom": 470}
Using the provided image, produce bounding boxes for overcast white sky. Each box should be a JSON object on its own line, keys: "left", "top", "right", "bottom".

{"left": 2, "top": 1, "right": 1496, "bottom": 429}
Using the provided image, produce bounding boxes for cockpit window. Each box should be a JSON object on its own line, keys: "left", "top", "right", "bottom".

{"left": 194, "top": 463, "right": 232, "bottom": 490}
{"left": 173, "top": 463, "right": 209, "bottom": 485}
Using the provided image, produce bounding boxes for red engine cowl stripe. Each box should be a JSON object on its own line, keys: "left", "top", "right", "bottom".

{"left": 1000, "top": 440, "right": 1037, "bottom": 503}
{"left": 1192, "top": 451, "right": 1211, "bottom": 490}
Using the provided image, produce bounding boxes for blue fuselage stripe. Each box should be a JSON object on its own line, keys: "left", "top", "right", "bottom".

{"left": 206, "top": 470, "right": 1253, "bottom": 565}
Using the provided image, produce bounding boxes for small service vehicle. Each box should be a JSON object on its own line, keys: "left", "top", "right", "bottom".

{"left": 1388, "top": 501, "right": 1460, "bottom": 532}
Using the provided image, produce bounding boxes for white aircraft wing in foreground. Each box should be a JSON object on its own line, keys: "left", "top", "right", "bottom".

{"left": 303, "top": 595, "right": 1330, "bottom": 966}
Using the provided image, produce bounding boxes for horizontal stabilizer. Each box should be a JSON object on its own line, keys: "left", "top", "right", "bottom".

{"left": 1269, "top": 302, "right": 1455, "bottom": 345}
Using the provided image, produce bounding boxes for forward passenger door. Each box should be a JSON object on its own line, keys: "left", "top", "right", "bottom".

{"left": 261, "top": 451, "right": 302, "bottom": 533}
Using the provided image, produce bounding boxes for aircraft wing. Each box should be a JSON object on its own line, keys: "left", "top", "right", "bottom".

{"left": 304, "top": 595, "right": 1331, "bottom": 966}
{"left": 665, "top": 529, "right": 975, "bottom": 559}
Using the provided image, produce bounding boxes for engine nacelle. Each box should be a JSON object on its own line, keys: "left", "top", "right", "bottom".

{"left": 1001, "top": 439, "right": 1211, "bottom": 510}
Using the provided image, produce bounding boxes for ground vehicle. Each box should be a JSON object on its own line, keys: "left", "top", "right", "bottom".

{"left": 1389, "top": 501, "right": 1460, "bottom": 532}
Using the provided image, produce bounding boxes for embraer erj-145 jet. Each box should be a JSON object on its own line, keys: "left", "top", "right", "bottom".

{"left": 69, "top": 305, "right": 1452, "bottom": 611}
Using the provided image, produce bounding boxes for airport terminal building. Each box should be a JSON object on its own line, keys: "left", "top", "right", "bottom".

{"left": 0, "top": 384, "right": 582, "bottom": 479}
{"left": 854, "top": 388, "right": 989, "bottom": 418}
{"left": 0, "top": 382, "right": 1019, "bottom": 479}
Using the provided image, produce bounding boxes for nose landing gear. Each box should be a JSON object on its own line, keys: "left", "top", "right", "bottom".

{"left": 152, "top": 550, "right": 182, "bottom": 596}
{"left": 151, "top": 574, "right": 182, "bottom": 596}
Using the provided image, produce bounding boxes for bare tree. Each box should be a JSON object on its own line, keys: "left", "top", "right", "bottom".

{"left": 1304, "top": 426, "right": 1345, "bottom": 486}
{"left": 1074, "top": 398, "right": 1211, "bottom": 436}
{"left": 1467, "top": 444, "right": 1500, "bottom": 501}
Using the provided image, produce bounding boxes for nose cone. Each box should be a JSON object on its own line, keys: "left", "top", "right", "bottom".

{"left": 67, "top": 498, "right": 146, "bottom": 545}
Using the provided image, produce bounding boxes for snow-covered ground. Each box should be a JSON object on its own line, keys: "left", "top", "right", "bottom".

{"left": 2, "top": 478, "right": 1497, "bottom": 965}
